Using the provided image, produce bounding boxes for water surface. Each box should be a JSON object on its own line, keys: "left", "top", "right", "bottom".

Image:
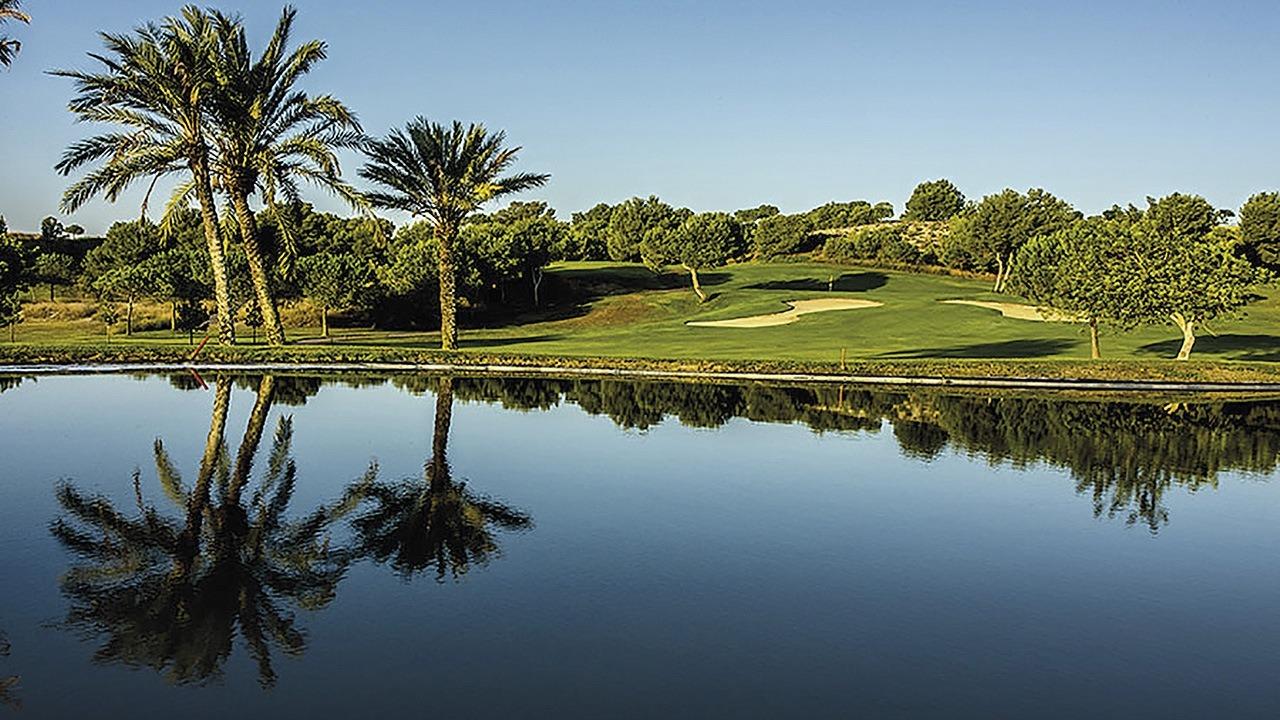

{"left": 0, "top": 373, "right": 1278, "bottom": 718}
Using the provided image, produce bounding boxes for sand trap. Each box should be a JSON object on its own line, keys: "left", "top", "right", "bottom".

{"left": 942, "top": 299, "right": 1081, "bottom": 323}
{"left": 687, "top": 298, "right": 882, "bottom": 328}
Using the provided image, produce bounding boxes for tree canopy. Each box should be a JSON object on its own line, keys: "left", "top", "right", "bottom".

{"left": 903, "top": 179, "right": 966, "bottom": 221}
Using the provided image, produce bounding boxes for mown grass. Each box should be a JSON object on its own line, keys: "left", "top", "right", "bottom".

{"left": 6, "top": 260, "right": 1280, "bottom": 382}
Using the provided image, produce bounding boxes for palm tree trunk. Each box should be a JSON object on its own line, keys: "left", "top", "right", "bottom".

{"left": 190, "top": 153, "right": 236, "bottom": 345}
{"left": 436, "top": 227, "right": 459, "bottom": 351}
{"left": 231, "top": 192, "right": 286, "bottom": 346}
{"left": 430, "top": 376, "right": 454, "bottom": 482}
{"left": 176, "top": 376, "right": 232, "bottom": 575}
{"left": 229, "top": 375, "right": 276, "bottom": 505}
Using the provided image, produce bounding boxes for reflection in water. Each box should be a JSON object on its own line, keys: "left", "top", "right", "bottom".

{"left": 346, "top": 377, "right": 534, "bottom": 581}
{"left": 0, "top": 630, "right": 18, "bottom": 711}
{"left": 50, "top": 376, "right": 362, "bottom": 687}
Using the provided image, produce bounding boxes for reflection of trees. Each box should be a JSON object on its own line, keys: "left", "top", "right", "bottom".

{"left": 348, "top": 377, "right": 533, "bottom": 581}
{"left": 0, "top": 630, "right": 18, "bottom": 711}
{"left": 50, "top": 376, "right": 359, "bottom": 687}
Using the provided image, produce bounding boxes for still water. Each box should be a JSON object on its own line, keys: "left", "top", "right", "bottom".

{"left": 0, "top": 372, "right": 1278, "bottom": 718}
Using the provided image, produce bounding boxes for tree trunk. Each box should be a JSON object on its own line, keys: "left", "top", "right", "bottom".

{"left": 430, "top": 375, "right": 454, "bottom": 484}
{"left": 176, "top": 376, "right": 232, "bottom": 576}
{"left": 685, "top": 264, "right": 707, "bottom": 302}
{"left": 436, "top": 226, "right": 459, "bottom": 351}
{"left": 49, "top": 283, "right": 54, "bottom": 302}
{"left": 126, "top": 297, "right": 134, "bottom": 336}
{"left": 190, "top": 152, "right": 236, "bottom": 345}
{"left": 1088, "top": 317, "right": 1101, "bottom": 359}
{"left": 229, "top": 375, "right": 275, "bottom": 505}
{"left": 8, "top": 323, "right": 13, "bottom": 343}
{"left": 532, "top": 268, "right": 543, "bottom": 307}
{"left": 993, "top": 254, "right": 1006, "bottom": 292}
{"left": 170, "top": 302, "right": 177, "bottom": 333}
{"left": 231, "top": 191, "right": 286, "bottom": 346}
{"left": 1172, "top": 313, "right": 1196, "bottom": 360}
{"left": 321, "top": 304, "right": 329, "bottom": 338}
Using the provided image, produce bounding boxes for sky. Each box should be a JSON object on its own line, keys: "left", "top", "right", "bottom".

{"left": 1, "top": 0, "right": 1278, "bottom": 234}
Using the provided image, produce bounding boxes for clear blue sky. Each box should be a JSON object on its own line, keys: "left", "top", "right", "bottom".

{"left": 1, "top": 0, "right": 1278, "bottom": 234}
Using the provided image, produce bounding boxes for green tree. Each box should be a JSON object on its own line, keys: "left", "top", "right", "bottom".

{"left": 752, "top": 213, "right": 813, "bottom": 259}
{"left": 360, "top": 119, "right": 549, "bottom": 350}
{"left": 298, "top": 252, "right": 374, "bottom": 337}
{"left": 206, "top": 6, "right": 365, "bottom": 346}
{"left": 955, "top": 188, "right": 1080, "bottom": 291}
{"left": 94, "top": 264, "right": 158, "bottom": 336}
{"left": 566, "top": 202, "right": 613, "bottom": 260}
{"left": 642, "top": 211, "right": 743, "bottom": 302}
{"left": 903, "top": 179, "right": 965, "bottom": 221}
{"left": 0, "top": 0, "right": 28, "bottom": 68}
{"left": 806, "top": 200, "right": 893, "bottom": 230}
{"left": 605, "top": 196, "right": 686, "bottom": 262}
{"left": 1239, "top": 191, "right": 1280, "bottom": 270}
{"left": 54, "top": 8, "right": 237, "bottom": 344}
{"left": 1141, "top": 192, "right": 1220, "bottom": 245}
{"left": 1007, "top": 219, "right": 1141, "bottom": 359}
{"left": 32, "top": 252, "right": 76, "bottom": 300}
{"left": 0, "top": 220, "right": 30, "bottom": 341}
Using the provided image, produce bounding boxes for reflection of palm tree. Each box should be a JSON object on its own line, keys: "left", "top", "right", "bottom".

{"left": 0, "top": 629, "right": 18, "bottom": 711}
{"left": 348, "top": 377, "right": 532, "bottom": 581}
{"left": 51, "top": 376, "right": 361, "bottom": 687}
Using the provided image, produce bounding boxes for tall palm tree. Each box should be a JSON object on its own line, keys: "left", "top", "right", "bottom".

{"left": 0, "top": 0, "right": 29, "bottom": 69}
{"left": 53, "top": 8, "right": 237, "bottom": 344}
{"left": 206, "top": 7, "right": 366, "bottom": 346}
{"left": 360, "top": 120, "right": 548, "bottom": 350}
{"left": 346, "top": 376, "right": 533, "bottom": 580}
{"left": 51, "top": 375, "right": 363, "bottom": 686}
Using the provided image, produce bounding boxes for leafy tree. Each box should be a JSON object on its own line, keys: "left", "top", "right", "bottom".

{"left": 953, "top": 188, "right": 1080, "bottom": 291}
{"left": 298, "top": 252, "right": 374, "bottom": 337}
{"left": 0, "top": 0, "right": 28, "bottom": 68}
{"left": 1239, "top": 191, "right": 1280, "bottom": 270}
{"left": 32, "top": 252, "right": 76, "bottom": 300}
{"left": 475, "top": 201, "right": 566, "bottom": 305}
{"left": 1131, "top": 196, "right": 1258, "bottom": 359}
{"left": 94, "top": 264, "right": 158, "bottom": 335}
{"left": 566, "top": 202, "right": 613, "bottom": 260}
{"left": 206, "top": 6, "right": 365, "bottom": 346}
{"left": 753, "top": 213, "right": 814, "bottom": 259}
{"left": 806, "top": 200, "right": 893, "bottom": 230}
{"left": 605, "top": 196, "right": 686, "bottom": 262}
{"left": 242, "top": 300, "right": 263, "bottom": 344}
{"left": 1007, "top": 219, "right": 1142, "bottom": 359}
{"left": 0, "top": 220, "right": 30, "bottom": 341}
{"left": 903, "top": 179, "right": 965, "bottom": 221}
{"left": 54, "top": 8, "right": 238, "bottom": 344}
{"left": 642, "top": 211, "right": 743, "bottom": 302}
{"left": 360, "top": 118, "right": 548, "bottom": 349}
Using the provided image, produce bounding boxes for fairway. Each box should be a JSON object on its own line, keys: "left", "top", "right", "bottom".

{"left": 13, "top": 261, "right": 1280, "bottom": 365}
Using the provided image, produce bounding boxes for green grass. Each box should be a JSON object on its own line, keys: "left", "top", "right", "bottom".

{"left": 7, "top": 261, "right": 1280, "bottom": 381}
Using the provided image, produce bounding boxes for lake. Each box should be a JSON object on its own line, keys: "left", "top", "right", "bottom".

{"left": 1, "top": 372, "right": 1278, "bottom": 718}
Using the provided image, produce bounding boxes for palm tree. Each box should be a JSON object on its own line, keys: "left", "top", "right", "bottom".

{"left": 53, "top": 8, "right": 237, "bottom": 344}
{"left": 50, "top": 375, "right": 362, "bottom": 686}
{"left": 206, "top": 7, "right": 366, "bottom": 346}
{"left": 0, "top": 0, "right": 29, "bottom": 69}
{"left": 346, "top": 376, "right": 533, "bottom": 580}
{"left": 360, "top": 120, "right": 548, "bottom": 350}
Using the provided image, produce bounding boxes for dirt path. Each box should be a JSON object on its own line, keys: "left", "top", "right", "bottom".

{"left": 687, "top": 298, "right": 883, "bottom": 328}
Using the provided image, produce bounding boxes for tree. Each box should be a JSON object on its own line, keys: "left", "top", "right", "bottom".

{"left": 469, "top": 201, "right": 566, "bottom": 305}
{"left": 566, "top": 203, "right": 613, "bottom": 260}
{"left": 955, "top": 188, "right": 1080, "bottom": 291}
{"left": 360, "top": 119, "right": 549, "bottom": 350}
{"left": 642, "top": 211, "right": 743, "bottom": 302}
{"left": 806, "top": 200, "right": 893, "bottom": 230}
{"left": 752, "top": 213, "right": 813, "bottom": 259}
{"left": 206, "top": 6, "right": 365, "bottom": 346}
{"left": 1240, "top": 191, "right": 1280, "bottom": 270}
{"left": 0, "top": 0, "right": 28, "bottom": 68}
{"left": 1007, "top": 219, "right": 1142, "bottom": 359}
{"left": 605, "top": 196, "right": 686, "bottom": 262}
{"left": 1132, "top": 196, "right": 1258, "bottom": 359}
{"left": 94, "top": 264, "right": 158, "bottom": 336}
{"left": 298, "top": 252, "right": 374, "bottom": 337}
{"left": 33, "top": 252, "right": 76, "bottom": 300}
{"left": 903, "top": 179, "right": 965, "bottom": 221}
{"left": 0, "top": 221, "right": 30, "bottom": 341}
{"left": 54, "top": 8, "right": 237, "bottom": 344}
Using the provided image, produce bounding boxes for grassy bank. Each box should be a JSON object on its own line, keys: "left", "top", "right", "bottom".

{"left": 6, "top": 261, "right": 1280, "bottom": 383}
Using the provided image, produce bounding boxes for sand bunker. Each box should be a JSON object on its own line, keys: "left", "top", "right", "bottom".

{"left": 687, "top": 298, "right": 882, "bottom": 328}
{"left": 942, "top": 299, "right": 1081, "bottom": 323}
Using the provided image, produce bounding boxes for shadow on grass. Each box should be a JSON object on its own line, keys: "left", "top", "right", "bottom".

{"left": 746, "top": 272, "right": 888, "bottom": 293}
{"left": 1137, "top": 334, "right": 1280, "bottom": 361}
{"left": 879, "top": 338, "right": 1079, "bottom": 359}
{"left": 462, "top": 334, "right": 564, "bottom": 349}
